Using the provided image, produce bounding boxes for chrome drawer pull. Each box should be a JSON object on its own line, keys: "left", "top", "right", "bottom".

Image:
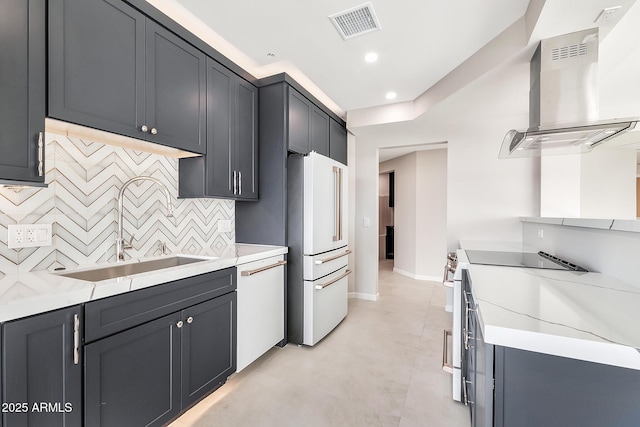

{"left": 73, "top": 314, "right": 80, "bottom": 365}
{"left": 315, "top": 269, "right": 351, "bottom": 290}
{"left": 37, "top": 132, "right": 44, "bottom": 176}
{"left": 442, "top": 329, "right": 453, "bottom": 374}
{"left": 240, "top": 260, "right": 287, "bottom": 276}
{"left": 314, "top": 249, "right": 352, "bottom": 265}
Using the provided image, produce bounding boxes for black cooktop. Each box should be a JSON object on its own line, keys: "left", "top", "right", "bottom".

{"left": 465, "top": 250, "right": 588, "bottom": 272}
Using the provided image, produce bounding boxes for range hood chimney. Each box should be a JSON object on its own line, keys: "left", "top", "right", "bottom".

{"left": 499, "top": 28, "right": 637, "bottom": 158}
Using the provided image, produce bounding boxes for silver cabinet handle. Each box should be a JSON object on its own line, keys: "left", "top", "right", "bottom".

{"left": 241, "top": 260, "right": 287, "bottom": 276}
{"left": 186, "top": 316, "right": 194, "bottom": 324}
{"left": 442, "top": 329, "right": 453, "bottom": 374}
{"left": 150, "top": 127, "right": 158, "bottom": 135}
{"left": 73, "top": 314, "right": 80, "bottom": 365}
{"left": 141, "top": 125, "right": 149, "bottom": 132}
{"left": 176, "top": 320, "right": 184, "bottom": 328}
{"left": 37, "top": 132, "right": 44, "bottom": 176}
{"left": 238, "top": 171, "right": 242, "bottom": 195}
{"left": 315, "top": 249, "right": 352, "bottom": 265}
{"left": 315, "top": 269, "right": 351, "bottom": 290}
{"left": 233, "top": 171, "right": 238, "bottom": 195}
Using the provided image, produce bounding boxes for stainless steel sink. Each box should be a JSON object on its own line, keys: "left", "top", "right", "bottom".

{"left": 58, "top": 256, "right": 208, "bottom": 282}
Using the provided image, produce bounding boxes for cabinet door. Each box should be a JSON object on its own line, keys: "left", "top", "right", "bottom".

{"left": 181, "top": 292, "right": 236, "bottom": 408}
{"left": 204, "top": 59, "right": 234, "bottom": 197}
{"left": 329, "top": 119, "right": 348, "bottom": 165}
{"left": 85, "top": 312, "right": 181, "bottom": 427}
{"left": 234, "top": 79, "right": 259, "bottom": 199}
{"left": 310, "top": 106, "right": 330, "bottom": 157}
{"left": 2, "top": 305, "right": 82, "bottom": 427}
{"left": 287, "top": 89, "right": 311, "bottom": 154}
{"left": 145, "top": 20, "right": 206, "bottom": 154}
{"left": 48, "top": 0, "right": 145, "bottom": 141}
{"left": 0, "top": 0, "right": 46, "bottom": 183}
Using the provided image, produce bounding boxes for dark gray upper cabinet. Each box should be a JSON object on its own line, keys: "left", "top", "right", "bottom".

{"left": 287, "top": 89, "right": 311, "bottom": 154}
{"left": 179, "top": 59, "right": 258, "bottom": 200}
{"left": 0, "top": 0, "right": 46, "bottom": 185}
{"left": 310, "top": 106, "right": 330, "bottom": 157}
{"left": 49, "top": 0, "right": 206, "bottom": 154}
{"left": 287, "top": 88, "right": 330, "bottom": 157}
{"left": 329, "top": 118, "right": 348, "bottom": 165}
{"left": 2, "top": 305, "right": 82, "bottom": 427}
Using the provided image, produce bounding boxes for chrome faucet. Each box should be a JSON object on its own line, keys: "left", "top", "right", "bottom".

{"left": 116, "top": 176, "right": 175, "bottom": 261}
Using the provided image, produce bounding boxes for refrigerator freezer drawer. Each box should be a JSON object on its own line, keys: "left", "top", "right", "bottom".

{"left": 303, "top": 266, "right": 350, "bottom": 346}
{"left": 303, "top": 246, "right": 350, "bottom": 281}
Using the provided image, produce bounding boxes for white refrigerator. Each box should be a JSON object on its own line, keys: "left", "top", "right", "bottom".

{"left": 287, "top": 151, "right": 350, "bottom": 346}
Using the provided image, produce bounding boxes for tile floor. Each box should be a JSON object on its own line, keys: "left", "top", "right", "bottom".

{"left": 170, "top": 260, "right": 470, "bottom": 426}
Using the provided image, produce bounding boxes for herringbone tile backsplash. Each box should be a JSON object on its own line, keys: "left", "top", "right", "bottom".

{"left": 0, "top": 134, "right": 234, "bottom": 275}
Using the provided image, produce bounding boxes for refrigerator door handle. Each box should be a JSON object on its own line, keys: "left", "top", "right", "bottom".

{"left": 315, "top": 269, "right": 352, "bottom": 290}
{"left": 332, "top": 166, "right": 343, "bottom": 241}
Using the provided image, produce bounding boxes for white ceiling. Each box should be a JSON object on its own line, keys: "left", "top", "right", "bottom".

{"left": 152, "top": 0, "right": 639, "bottom": 162}
{"left": 170, "top": 0, "right": 530, "bottom": 114}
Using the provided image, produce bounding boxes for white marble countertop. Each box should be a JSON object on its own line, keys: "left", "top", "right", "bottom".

{"left": 0, "top": 244, "right": 287, "bottom": 323}
{"left": 458, "top": 240, "right": 640, "bottom": 370}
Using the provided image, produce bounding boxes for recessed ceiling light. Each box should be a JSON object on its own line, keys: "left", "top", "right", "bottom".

{"left": 364, "top": 52, "right": 378, "bottom": 63}
{"left": 385, "top": 92, "right": 397, "bottom": 100}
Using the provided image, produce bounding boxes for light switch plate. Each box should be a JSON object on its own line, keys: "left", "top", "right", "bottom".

{"left": 8, "top": 224, "right": 52, "bottom": 248}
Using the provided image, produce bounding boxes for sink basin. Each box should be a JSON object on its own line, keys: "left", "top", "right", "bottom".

{"left": 58, "top": 256, "right": 208, "bottom": 282}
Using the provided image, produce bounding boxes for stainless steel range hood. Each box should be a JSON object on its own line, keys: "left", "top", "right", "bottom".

{"left": 500, "top": 28, "right": 638, "bottom": 158}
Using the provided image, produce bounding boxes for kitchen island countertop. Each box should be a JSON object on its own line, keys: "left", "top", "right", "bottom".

{"left": 458, "top": 240, "right": 640, "bottom": 370}
{"left": 0, "top": 244, "right": 287, "bottom": 323}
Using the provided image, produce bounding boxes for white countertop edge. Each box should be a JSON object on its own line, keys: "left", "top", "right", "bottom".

{"left": 484, "top": 324, "right": 640, "bottom": 370}
{"left": 0, "top": 244, "right": 288, "bottom": 323}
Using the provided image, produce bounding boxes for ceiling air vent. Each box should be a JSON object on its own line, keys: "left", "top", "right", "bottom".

{"left": 329, "top": 2, "right": 381, "bottom": 40}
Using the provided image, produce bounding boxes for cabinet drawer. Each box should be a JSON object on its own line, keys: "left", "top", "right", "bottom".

{"left": 85, "top": 268, "right": 236, "bottom": 342}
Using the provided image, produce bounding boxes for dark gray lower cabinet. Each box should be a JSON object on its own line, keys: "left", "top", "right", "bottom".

{"left": 181, "top": 293, "right": 236, "bottom": 408}
{"left": 468, "top": 310, "right": 640, "bottom": 427}
{"left": 1, "top": 305, "right": 82, "bottom": 427}
{"left": 84, "top": 312, "right": 181, "bottom": 426}
{"left": 84, "top": 270, "right": 237, "bottom": 426}
{"left": 493, "top": 347, "right": 640, "bottom": 427}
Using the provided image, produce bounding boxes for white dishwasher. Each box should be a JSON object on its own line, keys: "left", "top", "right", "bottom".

{"left": 236, "top": 255, "right": 286, "bottom": 372}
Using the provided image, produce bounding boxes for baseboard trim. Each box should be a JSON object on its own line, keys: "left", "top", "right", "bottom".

{"left": 392, "top": 267, "right": 440, "bottom": 282}
{"left": 349, "top": 292, "right": 379, "bottom": 301}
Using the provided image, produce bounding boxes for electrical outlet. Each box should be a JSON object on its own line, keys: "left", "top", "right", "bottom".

{"left": 537, "top": 229, "right": 544, "bottom": 239}
{"left": 8, "top": 224, "right": 52, "bottom": 248}
{"left": 14, "top": 227, "right": 24, "bottom": 244}
{"left": 218, "top": 219, "right": 233, "bottom": 233}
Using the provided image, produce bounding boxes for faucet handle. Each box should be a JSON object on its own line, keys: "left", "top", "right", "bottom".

{"left": 124, "top": 234, "right": 134, "bottom": 250}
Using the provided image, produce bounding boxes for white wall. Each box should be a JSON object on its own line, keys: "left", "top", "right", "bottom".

{"left": 378, "top": 149, "right": 448, "bottom": 281}
{"left": 415, "top": 149, "right": 448, "bottom": 280}
{"left": 522, "top": 221, "right": 640, "bottom": 287}
{"left": 380, "top": 154, "right": 417, "bottom": 277}
{"left": 349, "top": 52, "right": 539, "bottom": 299}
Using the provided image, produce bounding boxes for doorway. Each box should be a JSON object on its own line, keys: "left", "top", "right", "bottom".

{"left": 379, "top": 171, "right": 395, "bottom": 264}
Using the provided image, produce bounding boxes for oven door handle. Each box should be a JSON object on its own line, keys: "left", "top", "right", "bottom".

{"left": 442, "top": 329, "right": 453, "bottom": 374}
